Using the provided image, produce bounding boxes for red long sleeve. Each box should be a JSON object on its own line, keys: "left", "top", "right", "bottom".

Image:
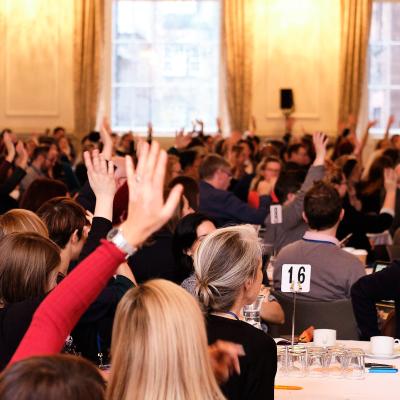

{"left": 9, "top": 240, "right": 125, "bottom": 366}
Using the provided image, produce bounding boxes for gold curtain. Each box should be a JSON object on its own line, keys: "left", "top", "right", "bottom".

{"left": 338, "top": 0, "right": 372, "bottom": 126}
{"left": 74, "top": 0, "right": 105, "bottom": 137}
{"left": 222, "top": 0, "right": 254, "bottom": 132}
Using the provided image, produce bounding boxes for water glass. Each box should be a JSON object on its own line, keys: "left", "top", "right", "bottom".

{"left": 287, "top": 345, "right": 308, "bottom": 377}
{"left": 326, "top": 347, "right": 347, "bottom": 378}
{"left": 307, "top": 347, "right": 327, "bottom": 377}
{"left": 345, "top": 348, "right": 365, "bottom": 379}
{"left": 243, "top": 295, "right": 264, "bottom": 329}
{"left": 276, "top": 345, "right": 288, "bottom": 376}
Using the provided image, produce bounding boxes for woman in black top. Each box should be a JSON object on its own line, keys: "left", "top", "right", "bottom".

{"left": 194, "top": 225, "right": 277, "bottom": 400}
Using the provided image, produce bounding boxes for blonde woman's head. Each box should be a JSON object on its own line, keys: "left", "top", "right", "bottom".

{"left": 0, "top": 209, "right": 48, "bottom": 239}
{"left": 194, "top": 225, "right": 262, "bottom": 312}
{"left": 107, "top": 279, "right": 223, "bottom": 400}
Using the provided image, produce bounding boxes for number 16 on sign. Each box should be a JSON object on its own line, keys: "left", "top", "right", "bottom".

{"left": 281, "top": 264, "right": 311, "bottom": 293}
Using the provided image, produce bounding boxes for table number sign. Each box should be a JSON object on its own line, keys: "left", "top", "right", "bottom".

{"left": 281, "top": 264, "right": 311, "bottom": 293}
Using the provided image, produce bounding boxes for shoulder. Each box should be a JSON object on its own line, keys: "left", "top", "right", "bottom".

{"left": 276, "top": 240, "right": 303, "bottom": 258}
{"left": 207, "top": 315, "right": 276, "bottom": 351}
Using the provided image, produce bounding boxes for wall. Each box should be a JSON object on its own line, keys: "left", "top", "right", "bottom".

{"left": 0, "top": 0, "right": 341, "bottom": 140}
{"left": 0, "top": 0, "right": 74, "bottom": 134}
{"left": 252, "top": 0, "right": 341, "bottom": 137}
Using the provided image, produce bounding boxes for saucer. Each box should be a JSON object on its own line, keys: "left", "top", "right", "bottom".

{"left": 366, "top": 353, "right": 400, "bottom": 360}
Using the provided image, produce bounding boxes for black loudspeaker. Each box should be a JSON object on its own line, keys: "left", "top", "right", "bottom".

{"left": 280, "top": 89, "right": 294, "bottom": 110}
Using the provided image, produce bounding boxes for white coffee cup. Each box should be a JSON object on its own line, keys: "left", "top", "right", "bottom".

{"left": 313, "top": 329, "right": 336, "bottom": 347}
{"left": 370, "top": 336, "right": 400, "bottom": 356}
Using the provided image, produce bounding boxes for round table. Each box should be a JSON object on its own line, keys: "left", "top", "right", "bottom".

{"left": 275, "top": 340, "right": 400, "bottom": 400}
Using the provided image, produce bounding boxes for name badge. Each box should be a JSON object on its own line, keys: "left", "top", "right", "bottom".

{"left": 270, "top": 205, "right": 283, "bottom": 224}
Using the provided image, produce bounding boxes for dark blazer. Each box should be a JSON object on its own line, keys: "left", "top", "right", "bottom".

{"left": 351, "top": 260, "right": 400, "bottom": 340}
{"left": 199, "top": 181, "right": 270, "bottom": 227}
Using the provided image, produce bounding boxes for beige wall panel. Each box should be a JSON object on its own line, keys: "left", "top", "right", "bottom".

{"left": 0, "top": 0, "right": 74, "bottom": 132}
{"left": 252, "top": 0, "right": 341, "bottom": 137}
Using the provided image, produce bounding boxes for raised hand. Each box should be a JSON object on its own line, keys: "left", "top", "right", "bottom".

{"left": 84, "top": 149, "right": 117, "bottom": 221}
{"left": 3, "top": 132, "right": 15, "bottom": 163}
{"left": 14, "top": 141, "right": 29, "bottom": 169}
{"left": 312, "top": 132, "right": 328, "bottom": 166}
{"left": 175, "top": 129, "right": 192, "bottom": 149}
{"left": 100, "top": 117, "right": 113, "bottom": 160}
{"left": 120, "top": 141, "right": 182, "bottom": 248}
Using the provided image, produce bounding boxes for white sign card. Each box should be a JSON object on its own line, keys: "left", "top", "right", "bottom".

{"left": 270, "top": 205, "right": 283, "bottom": 224}
{"left": 281, "top": 264, "right": 311, "bottom": 293}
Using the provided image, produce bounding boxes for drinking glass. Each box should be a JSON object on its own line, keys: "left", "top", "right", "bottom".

{"left": 287, "top": 345, "right": 308, "bottom": 377}
{"left": 345, "top": 348, "right": 365, "bottom": 380}
{"left": 307, "top": 347, "right": 328, "bottom": 377}
{"left": 243, "top": 295, "right": 264, "bottom": 329}
{"left": 276, "top": 345, "right": 288, "bottom": 376}
{"left": 325, "top": 347, "right": 347, "bottom": 378}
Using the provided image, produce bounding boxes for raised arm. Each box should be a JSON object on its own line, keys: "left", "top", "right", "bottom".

{"left": 10, "top": 141, "right": 182, "bottom": 365}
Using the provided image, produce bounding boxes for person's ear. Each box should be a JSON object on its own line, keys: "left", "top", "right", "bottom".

{"left": 302, "top": 211, "right": 309, "bottom": 224}
{"left": 70, "top": 229, "right": 79, "bottom": 244}
{"left": 339, "top": 208, "right": 345, "bottom": 221}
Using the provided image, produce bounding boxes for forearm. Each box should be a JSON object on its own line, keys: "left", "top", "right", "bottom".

{"left": 381, "top": 189, "right": 396, "bottom": 214}
{"left": 10, "top": 241, "right": 125, "bottom": 365}
{"left": 94, "top": 196, "right": 114, "bottom": 221}
{"left": 0, "top": 167, "right": 26, "bottom": 195}
{"left": 261, "top": 301, "right": 285, "bottom": 325}
{"left": 0, "top": 160, "right": 12, "bottom": 183}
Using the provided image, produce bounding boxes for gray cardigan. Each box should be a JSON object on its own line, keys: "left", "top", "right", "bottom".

{"left": 263, "top": 165, "right": 325, "bottom": 253}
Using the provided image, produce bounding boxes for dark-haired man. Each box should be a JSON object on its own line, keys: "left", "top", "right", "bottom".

{"left": 199, "top": 154, "right": 271, "bottom": 226}
{"left": 273, "top": 181, "right": 365, "bottom": 301}
{"left": 263, "top": 132, "right": 326, "bottom": 252}
{"left": 19, "top": 145, "right": 58, "bottom": 195}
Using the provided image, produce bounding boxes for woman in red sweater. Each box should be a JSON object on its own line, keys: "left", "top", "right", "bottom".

{"left": 7, "top": 142, "right": 241, "bottom": 399}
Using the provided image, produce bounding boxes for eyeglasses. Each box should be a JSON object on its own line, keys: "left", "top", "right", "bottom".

{"left": 220, "top": 168, "right": 233, "bottom": 178}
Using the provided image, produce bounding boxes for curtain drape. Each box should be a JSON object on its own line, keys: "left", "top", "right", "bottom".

{"left": 222, "top": 0, "right": 254, "bottom": 133}
{"left": 74, "top": 0, "right": 104, "bottom": 137}
{"left": 338, "top": 0, "right": 372, "bottom": 126}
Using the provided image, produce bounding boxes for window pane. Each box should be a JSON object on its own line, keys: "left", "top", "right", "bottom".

{"left": 369, "top": 89, "right": 387, "bottom": 128}
{"left": 390, "top": 4, "right": 400, "bottom": 41}
{"left": 369, "top": 45, "right": 388, "bottom": 85}
{"left": 112, "top": 0, "right": 220, "bottom": 133}
{"left": 112, "top": 87, "right": 151, "bottom": 128}
{"left": 390, "top": 89, "right": 400, "bottom": 121}
{"left": 391, "top": 45, "right": 400, "bottom": 85}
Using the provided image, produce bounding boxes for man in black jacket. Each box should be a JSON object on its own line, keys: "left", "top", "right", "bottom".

{"left": 351, "top": 260, "right": 400, "bottom": 340}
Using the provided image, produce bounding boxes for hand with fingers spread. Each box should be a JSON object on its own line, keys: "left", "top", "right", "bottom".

{"left": 208, "top": 340, "right": 245, "bottom": 384}
{"left": 100, "top": 117, "right": 114, "bottom": 160}
{"left": 312, "top": 132, "right": 328, "bottom": 166}
{"left": 84, "top": 149, "right": 116, "bottom": 221}
{"left": 119, "top": 141, "right": 183, "bottom": 248}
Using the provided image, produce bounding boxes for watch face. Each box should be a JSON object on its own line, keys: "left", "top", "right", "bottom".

{"left": 107, "top": 228, "right": 119, "bottom": 240}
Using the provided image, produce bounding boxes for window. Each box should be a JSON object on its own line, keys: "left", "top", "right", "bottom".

{"left": 368, "top": 1, "right": 400, "bottom": 132}
{"left": 111, "top": 0, "right": 220, "bottom": 134}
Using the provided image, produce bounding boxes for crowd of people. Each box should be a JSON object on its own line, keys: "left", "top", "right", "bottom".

{"left": 0, "top": 114, "right": 399, "bottom": 399}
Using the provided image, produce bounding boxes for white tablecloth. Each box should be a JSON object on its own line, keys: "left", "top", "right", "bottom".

{"left": 275, "top": 340, "right": 400, "bottom": 400}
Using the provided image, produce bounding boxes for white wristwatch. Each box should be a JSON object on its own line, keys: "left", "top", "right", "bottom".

{"left": 106, "top": 227, "right": 137, "bottom": 258}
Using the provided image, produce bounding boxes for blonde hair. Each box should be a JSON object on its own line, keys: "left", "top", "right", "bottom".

{"left": 107, "top": 280, "right": 224, "bottom": 400}
{"left": 194, "top": 225, "right": 261, "bottom": 312}
{"left": 249, "top": 156, "right": 281, "bottom": 192}
{"left": 0, "top": 209, "right": 49, "bottom": 239}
